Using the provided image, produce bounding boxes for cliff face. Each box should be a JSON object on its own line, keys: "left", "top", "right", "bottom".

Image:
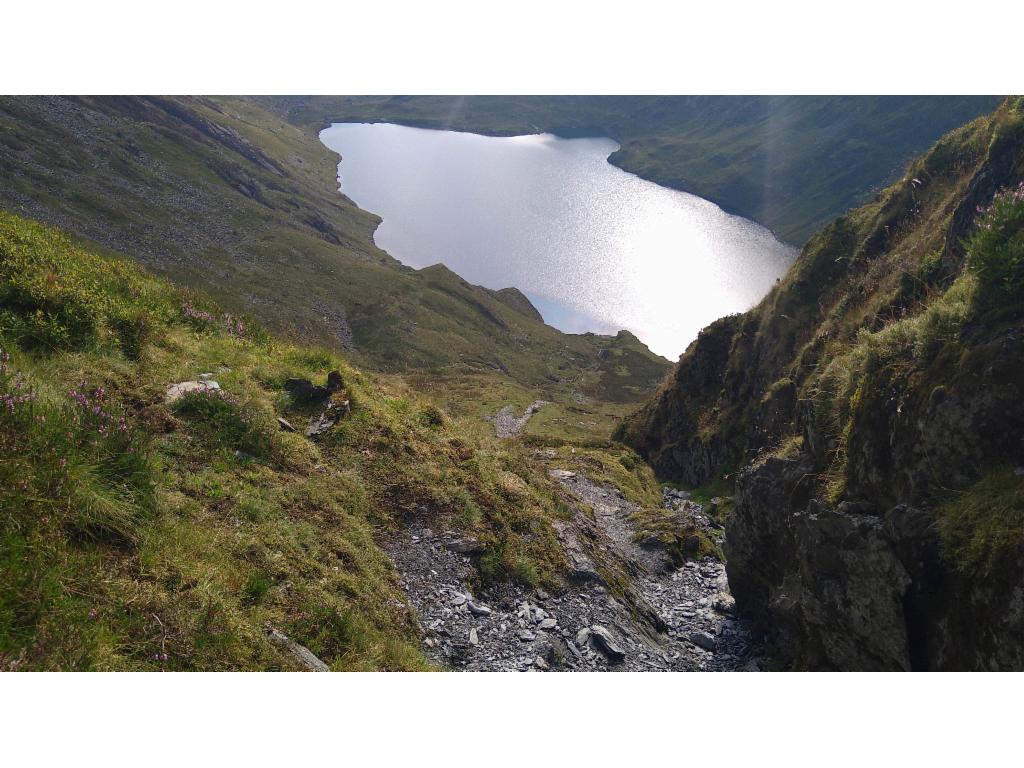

{"left": 728, "top": 458, "right": 1024, "bottom": 670}
{"left": 620, "top": 98, "right": 1024, "bottom": 669}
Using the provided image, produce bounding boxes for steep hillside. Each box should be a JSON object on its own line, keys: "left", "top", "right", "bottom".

{"left": 0, "top": 96, "right": 669, "bottom": 398}
{"left": 0, "top": 210, "right": 691, "bottom": 670}
{"left": 620, "top": 98, "right": 1024, "bottom": 669}
{"left": 267, "top": 95, "right": 1000, "bottom": 243}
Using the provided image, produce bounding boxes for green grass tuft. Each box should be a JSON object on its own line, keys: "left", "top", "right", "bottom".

{"left": 966, "top": 181, "right": 1024, "bottom": 303}
{"left": 937, "top": 468, "right": 1024, "bottom": 576}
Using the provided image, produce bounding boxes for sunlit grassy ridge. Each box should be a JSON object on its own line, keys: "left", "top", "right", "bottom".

{"left": 0, "top": 96, "right": 669, "bottom": 397}
{"left": 0, "top": 211, "right": 668, "bottom": 670}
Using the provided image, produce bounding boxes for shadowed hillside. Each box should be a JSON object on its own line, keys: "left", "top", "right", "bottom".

{"left": 619, "top": 97, "right": 1024, "bottom": 670}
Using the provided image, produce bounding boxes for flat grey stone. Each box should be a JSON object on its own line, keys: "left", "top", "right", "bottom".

{"left": 689, "top": 631, "right": 717, "bottom": 651}
{"left": 589, "top": 625, "right": 626, "bottom": 663}
{"left": 164, "top": 379, "right": 219, "bottom": 404}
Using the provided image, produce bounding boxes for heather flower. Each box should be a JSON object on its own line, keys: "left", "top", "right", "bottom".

{"left": 967, "top": 181, "right": 1024, "bottom": 297}
{"left": 182, "top": 301, "right": 216, "bottom": 325}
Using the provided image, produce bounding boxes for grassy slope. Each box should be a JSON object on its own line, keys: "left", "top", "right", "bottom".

{"left": 0, "top": 96, "right": 669, "bottom": 402}
{"left": 265, "top": 95, "right": 1001, "bottom": 244}
{"left": 620, "top": 97, "right": 1024, "bottom": 567}
{"left": 0, "top": 210, "right": 672, "bottom": 670}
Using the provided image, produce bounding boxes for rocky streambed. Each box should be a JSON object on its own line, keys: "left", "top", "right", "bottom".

{"left": 383, "top": 466, "right": 761, "bottom": 672}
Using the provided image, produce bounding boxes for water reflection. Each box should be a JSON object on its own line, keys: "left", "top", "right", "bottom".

{"left": 320, "top": 123, "right": 797, "bottom": 360}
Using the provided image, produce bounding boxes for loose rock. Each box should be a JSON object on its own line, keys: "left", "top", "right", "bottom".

{"left": 305, "top": 399, "right": 350, "bottom": 437}
{"left": 446, "top": 537, "right": 486, "bottom": 555}
{"left": 589, "top": 625, "right": 626, "bottom": 663}
{"left": 689, "top": 631, "right": 717, "bottom": 651}
{"left": 164, "top": 379, "right": 219, "bottom": 404}
{"left": 266, "top": 625, "right": 330, "bottom": 672}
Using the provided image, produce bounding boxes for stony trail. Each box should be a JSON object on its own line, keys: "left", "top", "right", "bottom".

{"left": 486, "top": 400, "right": 550, "bottom": 438}
{"left": 383, "top": 463, "right": 761, "bottom": 671}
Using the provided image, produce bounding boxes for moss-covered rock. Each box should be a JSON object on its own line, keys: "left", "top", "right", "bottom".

{"left": 625, "top": 98, "right": 1024, "bottom": 669}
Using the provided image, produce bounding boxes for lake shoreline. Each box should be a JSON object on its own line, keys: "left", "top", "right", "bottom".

{"left": 320, "top": 122, "right": 797, "bottom": 360}
{"left": 313, "top": 115, "right": 798, "bottom": 247}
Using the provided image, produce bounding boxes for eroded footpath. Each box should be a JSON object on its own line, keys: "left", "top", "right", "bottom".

{"left": 383, "top": 460, "right": 763, "bottom": 672}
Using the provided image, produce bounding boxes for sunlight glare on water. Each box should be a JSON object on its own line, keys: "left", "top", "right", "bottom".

{"left": 319, "top": 123, "right": 797, "bottom": 360}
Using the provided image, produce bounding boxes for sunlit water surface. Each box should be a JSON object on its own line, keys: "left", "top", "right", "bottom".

{"left": 320, "top": 123, "right": 797, "bottom": 360}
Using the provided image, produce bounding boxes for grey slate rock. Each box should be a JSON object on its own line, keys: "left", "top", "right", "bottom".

{"left": 266, "top": 625, "right": 330, "bottom": 672}
{"left": 589, "top": 625, "right": 626, "bottom": 663}
{"left": 446, "top": 537, "right": 486, "bottom": 555}
{"left": 305, "top": 399, "right": 350, "bottom": 437}
{"left": 689, "top": 631, "right": 717, "bottom": 651}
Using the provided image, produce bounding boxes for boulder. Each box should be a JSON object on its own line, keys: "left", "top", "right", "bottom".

{"left": 446, "top": 537, "right": 486, "bottom": 555}
{"left": 285, "top": 370, "right": 344, "bottom": 403}
{"left": 164, "top": 379, "right": 219, "bottom": 404}
{"left": 712, "top": 593, "right": 736, "bottom": 615}
{"left": 588, "top": 624, "right": 626, "bottom": 663}
{"left": 689, "top": 631, "right": 717, "bottom": 651}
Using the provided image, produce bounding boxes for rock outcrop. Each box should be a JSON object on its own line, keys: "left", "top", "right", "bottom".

{"left": 621, "top": 98, "right": 1024, "bottom": 670}
{"left": 489, "top": 286, "right": 544, "bottom": 323}
{"left": 165, "top": 376, "right": 220, "bottom": 404}
{"left": 284, "top": 370, "right": 344, "bottom": 403}
{"left": 726, "top": 457, "right": 1024, "bottom": 671}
